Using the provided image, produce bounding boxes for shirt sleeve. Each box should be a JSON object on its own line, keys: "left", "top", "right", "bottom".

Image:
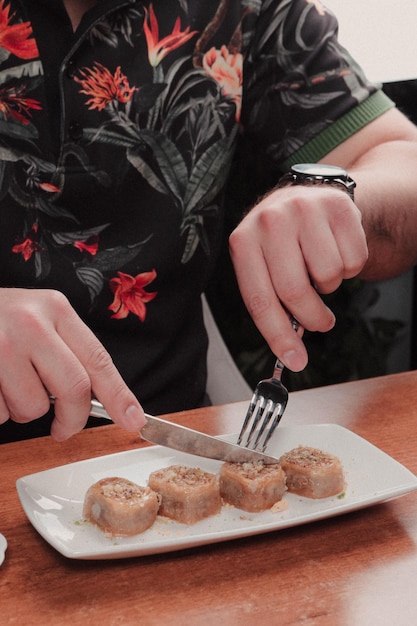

{"left": 241, "top": 0, "right": 394, "bottom": 172}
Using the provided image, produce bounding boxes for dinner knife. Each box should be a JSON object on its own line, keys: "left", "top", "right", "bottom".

{"left": 49, "top": 397, "right": 280, "bottom": 464}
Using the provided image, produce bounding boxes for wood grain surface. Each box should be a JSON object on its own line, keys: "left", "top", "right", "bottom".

{"left": 2, "top": 372, "right": 417, "bottom": 625}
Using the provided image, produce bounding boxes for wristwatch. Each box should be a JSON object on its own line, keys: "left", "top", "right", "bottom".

{"left": 277, "top": 163, "right": 356, "bottom": 200}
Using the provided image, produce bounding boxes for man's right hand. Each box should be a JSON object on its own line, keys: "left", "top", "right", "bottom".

{"left": 0, "top": 288, "right": 146, "bottom": 441}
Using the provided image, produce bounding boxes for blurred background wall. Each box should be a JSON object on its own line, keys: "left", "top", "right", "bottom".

{"left": 207, "top": 1, "right": 417, "bottom": 390}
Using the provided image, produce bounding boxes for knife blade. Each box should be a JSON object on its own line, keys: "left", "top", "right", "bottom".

{"left": 49, "top": 397, "right": 280, "bottom": 464}
{"left": 139, "top": 414, "right": 280, "bottom": 464}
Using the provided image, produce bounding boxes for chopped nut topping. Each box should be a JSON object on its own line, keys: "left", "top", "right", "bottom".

{"left": 99, "top": 478, "right": 153, "bottom": 502}
{"left": 281, "top": 446, "right": 335, "bottom": 467}
{"left": 226, "top": 461, "right": 282, "bottom": 479}
{"left": 151, "top": 465, "right": 213, "bottom": 486}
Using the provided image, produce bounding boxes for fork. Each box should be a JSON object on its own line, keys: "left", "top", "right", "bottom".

{"left": 237, "top": 317, "right": 300, "bottom": 453}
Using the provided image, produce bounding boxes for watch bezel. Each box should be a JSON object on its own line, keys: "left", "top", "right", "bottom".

{"left": 278, "top": 163, "right": 356, "bottom": 199}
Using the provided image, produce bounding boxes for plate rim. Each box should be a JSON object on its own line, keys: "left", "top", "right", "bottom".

{"left": 0, "top": 533, "right": 7, "bottom": 566}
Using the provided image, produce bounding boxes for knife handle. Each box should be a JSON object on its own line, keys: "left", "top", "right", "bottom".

{"left": 49, "top": 395, "right": 112, "bottom": 421}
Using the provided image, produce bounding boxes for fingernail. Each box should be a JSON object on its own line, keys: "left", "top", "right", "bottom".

{"left": 123, "top": 405, "right": 146, "bottom": 431}
{"left": 282, "top": 350, "right": 306, "bottom": 371}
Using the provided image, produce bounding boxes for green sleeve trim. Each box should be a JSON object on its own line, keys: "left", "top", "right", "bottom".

{"left": 281, "top": 91, "right": 395, "bottom": 170}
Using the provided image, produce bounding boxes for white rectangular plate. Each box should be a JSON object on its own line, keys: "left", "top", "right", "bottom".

{"left": 16, "top": 424, "right": 417, "bottom": 560}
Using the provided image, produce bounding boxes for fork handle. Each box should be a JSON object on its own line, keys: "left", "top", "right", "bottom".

{"left": 273, "top": 315, "right": 300, "bottom": 379}
{"left": 289, "top": 315, "right": 300, "bottom": 333}
{"left": 273, "top": 358, "right": 285, "bottom": 380}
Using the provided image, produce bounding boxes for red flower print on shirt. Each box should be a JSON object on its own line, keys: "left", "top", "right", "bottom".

{"left": 37, "top": 182, "right": 60, "bottom": 192}
{"left": 74, "top": 63, "right": 137, "bottom": 111}
{"left": 0, "top": 84, "right": 41, "bottom": 125}
{"left": 143, "top": 3, "right": 198, "bottom": 67}
{"left": 73, "top": 236, "right": 99, "bottom": 256}
{"left": 0, "top": 0, "right": 39, "bottom": 59}
{"left": 12, "top": 224, "right": 42, "bottom": 261}
{"left": 203, "top": 46, "right": 243, "bottom": 122}
{"left": 109, "top": 270, "right": 157, "bottom": 321}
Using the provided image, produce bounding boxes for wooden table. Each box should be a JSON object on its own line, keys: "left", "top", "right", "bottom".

{"left": 2, "top": 371, "right": 417, "bottom": 625}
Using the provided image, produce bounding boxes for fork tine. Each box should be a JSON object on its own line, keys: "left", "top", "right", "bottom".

{"left": 238, "top": 386, "right": 289, "bottom": 452}
{"left": 255, "top": 401, "right": 287, "bottom": 452}
{"left": 236, "top": 392, "right": 260, "bottom": 446}
{"left": 252, "top": 399, "right": 280, "bottom": 450}
{"left": 242, "top": 396, "right": 268, "bottom": 447}
{"left": 237, "top": 391, "right": 265, "bottom": 448}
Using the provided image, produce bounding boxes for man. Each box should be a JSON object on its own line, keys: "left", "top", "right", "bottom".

{"left": 1, "top": 0, "right": 417, "bottom": 441}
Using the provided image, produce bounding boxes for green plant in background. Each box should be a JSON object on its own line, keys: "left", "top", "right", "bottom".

{"left": 207, "top": 266, "right": 404, "bottom": 392}
{"left": 283, "top": 278, "right": 404, "bottom": 390}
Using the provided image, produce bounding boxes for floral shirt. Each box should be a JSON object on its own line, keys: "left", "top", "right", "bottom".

{"left": 0, "top": 0, "right": 393, "bottom": 418}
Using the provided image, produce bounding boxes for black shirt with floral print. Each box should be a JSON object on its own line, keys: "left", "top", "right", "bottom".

{"left": 0, "top": 0, "right": 393, "bottom": 436}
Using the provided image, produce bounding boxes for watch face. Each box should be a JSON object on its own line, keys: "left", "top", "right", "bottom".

{"left": 291, "top": 164, "right": 347, "bottom": 178}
